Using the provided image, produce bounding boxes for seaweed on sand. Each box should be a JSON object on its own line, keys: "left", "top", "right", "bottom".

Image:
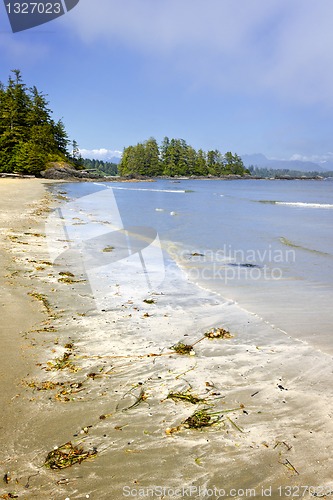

{"left": 183, "top": 405, "right": 245, "bottom": 430}
{"left": 27, "top": 380, "right": 59, "bottom": 391}
{"left": 46, "top": 351, "right": 78, "bottom": 372}
{"left": 279, "top": 458, "right": 299, "bottom": 476}
{"left": 170, "top": 342, "right": 195, "bottom": 355}
{"left": 170, "top": 328, "right": 232, "bottom": 356}
{"left": 58, "top": 271, "right": 86, "bottom": 284}
{"left": 28, "top": 292, "right": 52, "bottom": 313}
{"left": 44, "top": 442, "right": 97, "bottom": 470}
{"left": 167, "top": 391, "right": 205, "bottom": 405}
{"left": 204, "top": 327, "right": 233, "bottom": 340}
{"left": 166, "top": 405, "right": 246, "bottom": 435}
{"left": 183, "top": 409, "right": 222, "bottom": 429}
{"left": 27, "top": 380, "right": 83, "bottom": 401}
{"left": 54, "top": 382, "right": 84, "bottom": 402}
{"left": 122, "top": 387, "right": 148, "bottom": 411}
{"left": 58, "top": 277, "right": 84, "bottom": 284}
{"left": 102, "top": 246, "right": 114, "bottom": 253}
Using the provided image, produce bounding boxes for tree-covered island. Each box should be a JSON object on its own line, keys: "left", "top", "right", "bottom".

{"left": 119, "top": 137, "right": 250, "bottom": 177}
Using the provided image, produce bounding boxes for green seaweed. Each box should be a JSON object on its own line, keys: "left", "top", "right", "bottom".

{"left": 102, "top": 246, "right": 114, "bottom": 253}
{"left": 167, "top": 391, "right": 205, "bottom": 405}
{"left": 44, "top": 441, "right": 97, "bottom": 470}
{"left": 122, "top": 387, "right": 148, "bottom": 411}
{"left": 46, "top": 352, "right": 78, "bottom": 372}
{"left": 170, "top": 342, "right": 195, "bottom": 355}
{"left": 183, "top": 409, "right": 221, "bottom": 429}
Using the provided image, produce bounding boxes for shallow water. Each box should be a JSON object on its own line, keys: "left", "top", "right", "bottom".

{"left": 53, "top": 179, "right": 333, "bottom": 353}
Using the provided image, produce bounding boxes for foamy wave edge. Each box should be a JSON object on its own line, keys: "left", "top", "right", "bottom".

{"left": 276, "top": 201, "right": 333, "bottom": 209}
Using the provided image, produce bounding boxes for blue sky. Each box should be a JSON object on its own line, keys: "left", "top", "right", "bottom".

{"left": 1, "top": 0, "right": 333, "bottom": 162}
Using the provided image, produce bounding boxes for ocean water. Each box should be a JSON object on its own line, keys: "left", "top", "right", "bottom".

{"left": 51, "top": 178, "right": 333, "bottom": 353}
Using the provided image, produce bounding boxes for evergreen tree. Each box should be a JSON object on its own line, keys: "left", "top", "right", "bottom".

{"left": 0, "top": 70, "right": 30, "bottom": 172}
{"left": 223, "top": 152, "right": 246, "bottom": 175}
{"left": 14, "top": 141, "right": 46, "bottom": 176}
{"left": 119, "top": 145, "right": 136, "bottom": 176}
{"left": 0, "top": 82, "right": 6, "bottom": 137}
{"left": 53, "top": 119, "right": 69, "bottom": 156}
{"left": 144, "top": 137, "right": 161, "bottom": 176}
{"left": 160, "top": 136, "right": 172, "bottom": 175}
{"left": 186, "top": 145, "right": 198, "bottom": 175}
{"left": 27, "top": 85, "right": 52, "bottom": 126}
{"left": 194, "top": 149, "right": 208, "bottom": 176}
{"left": 0, "top": 70, "right": 73, "bottom": 174}
{"left": 207, "top": 149, "right": 223, "bottom": 175}
{"left": 82, "top": 158, "right": 118, "bottom": 176}
{"left": 71, "top": 139, "right": 83, "bottom": 168}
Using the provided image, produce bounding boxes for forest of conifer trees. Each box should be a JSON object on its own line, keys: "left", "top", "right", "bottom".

{"left": 0, "top": 70, "right": 76, "bottom": 175}
{"left": 119, "top": 137, "right": 249, "bottom": 177}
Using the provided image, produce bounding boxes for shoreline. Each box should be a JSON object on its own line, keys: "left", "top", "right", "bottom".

{"left": 1, "top": 179, "right": 333, "bottom": 499}
{"left": 1, "top": 172, "right": 327, "bottom": 182}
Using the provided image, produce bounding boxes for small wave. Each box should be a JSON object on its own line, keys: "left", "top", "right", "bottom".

{"left": 96, "top": 184, "right": 187, "bottom": 194}
{"left": 276, "top": 201, "right": 333, "bottom": 209}
{"left": 279, "top": 237, "right": 332, "bottom": 257}
{"left": 258, "top": 199, "right": 333, "bottom": 209}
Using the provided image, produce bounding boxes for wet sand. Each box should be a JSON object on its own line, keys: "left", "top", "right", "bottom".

{"left": 0, "top": 179, "right": 49, "bottom": 430}
{"left": 1, "top": 179, "right": 333, "bottom": 499}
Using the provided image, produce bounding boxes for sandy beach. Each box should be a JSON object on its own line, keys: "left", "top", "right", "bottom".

{"left": 1, "top": 178, "right": 333, "bottom": 500}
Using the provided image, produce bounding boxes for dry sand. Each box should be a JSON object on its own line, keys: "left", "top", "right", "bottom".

{"left": 1, "top": 178, "right": 333, "bottom": 500}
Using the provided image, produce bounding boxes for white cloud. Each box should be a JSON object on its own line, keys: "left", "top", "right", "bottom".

{"left": 79, "top": 148, "right": 122, "bottom": 160}
{"left": 68, "top": 0, "right": 333, "bottom": 107}
{"left": 290, "top": 152, "right": 333, "bottom": 163}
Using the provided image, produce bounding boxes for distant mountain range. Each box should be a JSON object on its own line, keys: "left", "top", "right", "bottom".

{"left": 241, "top": 153, "right": 333, "bottom": 172}
{"left": 105, "top": 156, "right": 121, "bottom": 164}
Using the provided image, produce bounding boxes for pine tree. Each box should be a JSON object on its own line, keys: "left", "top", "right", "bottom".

{"left": 144, "top": 137, "right": 161, "bottom": 176}
{"left": 195, "top": 149, "right": 208, "bottom": 176}
{"left": 14, "top": 141, "right": 46, "bottom": 176}
{"left": 160, "top": 137, "right": 171, "bottom": 175}
{"left": 70, "top": 140, "right": 83, "bottom": 168}
{"left": 0, "top": 70, "right": 30, "bottom": 172}
{"left": 119, "top": 145, "right": 136, "bottom": 176}
{"left": 0, "top": 70, "right": 73, "bottom": 174}
{"left": 207, "top": 150, "right": 223, "bottom": 175}
{"left": 223, "top": 152, "right": 246, "bottom": 175}
{"left": 53, "top": 119, "right": 69, "bottom": 156}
